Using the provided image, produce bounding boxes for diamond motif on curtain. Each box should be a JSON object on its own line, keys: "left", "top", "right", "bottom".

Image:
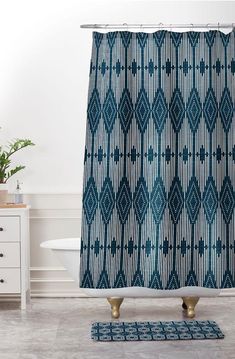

{"left": 203, "top": 176, "right": 218, "bottom": 224}
{"left": 87, "top": 89, "right": 101, "bottom": 134}
{"left": 199, "top": 59, "right": 206, "bottom": 76}
{"left": 116, "top": 177, "right": 132, "bottom": 224}
{"left": 115, "top": 59, "right": 121, "bottom": 77}
{"left": 168, "top": 177, "right": 184, "bottom": 224}
{"left": 150, "top": 177, "right": 167, "bottom": 224}
{"left": 231, "top": 59, "right": 235, "bottom": 75}
{"left": 103, "top": 89, "right": 117, "bottom": 133}
{"left": 165, "top": 59, "right": 171, "bottom": 76}
{"left": 83, "top": 177, "right": 98, "bottom": 225}
{"left": 204, "top": 89, "right": 218, "bottom": 132}
{"left": 182, "top": 59, "right": 189, "bottom": 76}
{"left": 100, "top": 177, "right": 115, "bottom": 224}
{"left": 119, "top": 89, "right": 133, "bottom": 133}
{"left": 219, "top": 88, "right": 233, "bottom": 132}
{"left": 152, "top": 88, "right": 168, "bottom": 133}
{"left": 135, "top": 88, "right": 151, "bottom": 133}
{"left": 215, "top": 59, "right": 221, "bottom": 75}
{"left": 133, "top": 177, "right": 149, "bottom": 224}
{"left": 186, "top": 177, "right": 201, "bottom": 224}
{"left": 169, "top": 89, "right": 185, "bottom": 133}
{"left": 220, "top": 176, "right": 235, "bottom": 224}
{"left": 101, "top": 60, "right": 106, "bottom": 76}
{"left": 187, "top": 88, "right": 202, "bottom": 133}
{"left": 148, "top": 59, "right": 154, "bottom": 77}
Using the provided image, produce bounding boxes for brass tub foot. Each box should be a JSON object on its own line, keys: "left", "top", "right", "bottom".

{"left": 182, "top": 297, "right": 199, "bottom": 318}
{"left": 107, "top": 297, "right": 124, "bottom": 319}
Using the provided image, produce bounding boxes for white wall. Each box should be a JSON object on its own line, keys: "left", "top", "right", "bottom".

{"left": 1, "top": 0, "right": 235, "bottom": 296}
{"left": 0, "top": 0, "right": 235, "bottom": 193}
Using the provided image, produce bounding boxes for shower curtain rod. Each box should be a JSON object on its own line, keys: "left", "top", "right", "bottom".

{"left": 80, "top": 23, "right": 235, "bottom": 30}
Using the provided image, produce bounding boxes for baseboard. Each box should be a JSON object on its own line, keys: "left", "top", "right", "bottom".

{"left": 30, "top": 291, "right": 87, "bottom": 298}
{"left": 30, "top": 266, "right": 87, "bottom": 297}
{"left": 30, "top": 281, "right": 86, "bottom": 297}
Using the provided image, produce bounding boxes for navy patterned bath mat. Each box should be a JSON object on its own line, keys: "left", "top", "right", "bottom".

{"left": 91, "top": 320, "right": 224, "bottom": 341}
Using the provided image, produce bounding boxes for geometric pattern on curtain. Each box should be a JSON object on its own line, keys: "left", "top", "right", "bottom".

{"left": 80, "top": 30, "right": 235, "bottom": 289}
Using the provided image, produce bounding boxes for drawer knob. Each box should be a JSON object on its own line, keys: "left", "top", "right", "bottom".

{"left": 0, "top": 279, "right": 4, "bottom": 283}
{"left": 0, "top": 228, "right": 3, "bottom": 231}
{"left": 0, "top": 253, "right": 3, "bottom": 257}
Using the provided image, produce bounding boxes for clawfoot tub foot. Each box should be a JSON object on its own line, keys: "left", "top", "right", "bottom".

{"left": 107, "top": 298, "right": 124, "bottom": 319}
{"left": 182, "top": 297, "right": 199, "bottom": 318}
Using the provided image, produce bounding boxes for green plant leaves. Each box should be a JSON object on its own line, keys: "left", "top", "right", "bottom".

{"left": 0, "top": 138, "right": 35, "bottom": 183}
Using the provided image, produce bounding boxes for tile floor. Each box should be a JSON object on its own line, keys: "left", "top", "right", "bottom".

{"left": 0, "top": 297, "right": 234, "bottom": 359}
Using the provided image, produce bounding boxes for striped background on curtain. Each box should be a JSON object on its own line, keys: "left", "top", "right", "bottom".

{"left": 80, "top": 30, "right": 235, "bottom": 289}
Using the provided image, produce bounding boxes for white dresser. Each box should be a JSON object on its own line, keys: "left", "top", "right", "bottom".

{"left": 0, "top": 207, "right": 30, "bottom": 309}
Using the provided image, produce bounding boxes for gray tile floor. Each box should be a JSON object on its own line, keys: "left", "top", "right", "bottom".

{"left": 0, "top": 297, "right": 234, "bottom": 359}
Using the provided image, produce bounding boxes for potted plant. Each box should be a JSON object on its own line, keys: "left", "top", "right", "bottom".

{"left": 0, "top": 139, "right": 35, "bottom": 203}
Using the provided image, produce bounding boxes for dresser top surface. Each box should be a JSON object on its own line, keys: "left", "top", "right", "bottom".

{"left": 0, "top": 205, "right": 31, "bottom": 214}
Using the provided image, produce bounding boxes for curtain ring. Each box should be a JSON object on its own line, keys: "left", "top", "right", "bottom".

{"left": 123, "top": 23, "right": 128, "bottom": 31}
{"left": 140, "top": 23, "right": 143, "bottom": 32}
{"left": 191, "top": 23, "right": 194, "bottom": 31}
{"left": 218, "top": 22, "right": 220, "bottom": 31}
{"left": 159, "top": 22, "right": 163, "bottom": 31}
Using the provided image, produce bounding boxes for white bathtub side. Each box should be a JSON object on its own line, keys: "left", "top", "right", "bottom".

{"left": 40, "top": 238, "right": 80, "bottom": 250}
{"left": 83, "top": 287, "right": 221, "bottom": 298}
{"left": 40, "top": 238, "right": 80, "bottom": 283}
{"left": 54, "top": 249, "right": 80, "bottom": 283}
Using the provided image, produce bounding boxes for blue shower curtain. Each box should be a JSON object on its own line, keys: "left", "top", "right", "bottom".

{"left": 80, "top": 30, "right": 235, "bottom": 289}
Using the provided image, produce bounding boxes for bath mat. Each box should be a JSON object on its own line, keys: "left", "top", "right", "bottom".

{"left": 91, "top": 320, "right": 224, "bottom": 341}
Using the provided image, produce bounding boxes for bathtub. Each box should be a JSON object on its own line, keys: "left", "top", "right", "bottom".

{"left": 41, "top": 237, "right": 220, "bottom": 318}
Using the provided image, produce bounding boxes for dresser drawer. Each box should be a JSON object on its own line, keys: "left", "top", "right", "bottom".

{"left": 0, "top": 217, "right": 20, "bottom": 242}
{"left": 0, "top": 268, "right": 20, "bottom": 293}
{"left": 0, "top": 243, "right": 20, "bottom": 267}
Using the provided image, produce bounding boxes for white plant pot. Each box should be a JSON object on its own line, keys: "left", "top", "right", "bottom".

{"left": 0, "top": 183, "right": 8, "bottom": 204}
